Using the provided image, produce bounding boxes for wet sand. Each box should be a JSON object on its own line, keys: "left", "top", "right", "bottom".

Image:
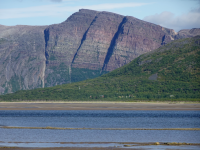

{"left": 1, "top": 142, "right": 200, "bottom": 150}
{"left": 0, "top": 147, "right": 135, "bottom": 150}
{"left": 0, "top": 101, "right": 200, "bottom": 110}
{"left": 0, "top": 147, "right": 139, "bottom": 150}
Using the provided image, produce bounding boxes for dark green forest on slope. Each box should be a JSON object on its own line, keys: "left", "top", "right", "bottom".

{"left": 0, "top": 36, "right": 200, "bottom": 101}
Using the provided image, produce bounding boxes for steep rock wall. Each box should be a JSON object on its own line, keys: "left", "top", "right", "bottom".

{"left": 0, "top": 25, "right": 47, "bottom": 94}
{"left": 44, "top": 9, "right": 99, "bottom": 87}
{"left": 103, "top": 16, "right": 177, "bottom": 71}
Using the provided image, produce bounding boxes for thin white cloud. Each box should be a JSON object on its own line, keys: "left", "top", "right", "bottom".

{"left": 15, "top": 0, "right": 76, "bottom": 2}
{"left": 143, "top": 8, "right": 200, "bottom": 32}
{"left": 0, "top": 2, "right": 148, "bottom": 19}
{"left": 45, "top": 0, "right": 77, "bottom": 2}
{"left": 83, "top": 3, "right": 148, "bottom": 10}
{"left": 50, "top": 0, "right": 62, "bottom": 2}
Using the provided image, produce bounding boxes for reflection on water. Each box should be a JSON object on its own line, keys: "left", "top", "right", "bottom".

{"left": 1, "top": 128, "right": 200, "bottom": 143}
{"left": 0, "top": 110, "right": 200, "bottom": 128}
{"left": 0, "top": 110, "right": 200, "bottom": 149}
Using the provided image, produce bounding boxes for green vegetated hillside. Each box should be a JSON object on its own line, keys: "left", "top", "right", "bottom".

{"left": 0, "top": 36, "right": 200, "bottom": 101}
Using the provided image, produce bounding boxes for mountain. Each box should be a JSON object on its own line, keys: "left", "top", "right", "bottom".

{"left": 0, "top": 9, "right": 199, "bottom": 95}
{"left": 1, "top": 36, "right": 199, "bottom": 101}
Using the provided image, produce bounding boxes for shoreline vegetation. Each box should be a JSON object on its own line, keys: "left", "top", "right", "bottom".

{"left": 0, "top": 100, "right": 200, "bottom": 103}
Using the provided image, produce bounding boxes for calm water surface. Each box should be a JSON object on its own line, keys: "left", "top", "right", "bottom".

{"left": 0, "top": 110, "right": 200, "bottom": 149}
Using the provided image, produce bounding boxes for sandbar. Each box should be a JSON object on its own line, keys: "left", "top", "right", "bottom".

{"left": 0, "top": 101, "right": 200, "bottom": 110}
{"left": 0, "top": 147, "right": 133, "bottom": 150}
{"left": 0, "top": 147, "right": 141, "bottom": 150}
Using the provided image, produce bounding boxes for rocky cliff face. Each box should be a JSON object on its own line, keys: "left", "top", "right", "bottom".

{"left": 0, "top": 25, "right": 47, "bottom": 94}
{"left": 0, "top": 9, "right": 199, "bottom": 94}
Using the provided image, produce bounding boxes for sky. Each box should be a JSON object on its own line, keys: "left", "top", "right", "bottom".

{"left": 0, "top": 0, "right": 199, "bottom": 32}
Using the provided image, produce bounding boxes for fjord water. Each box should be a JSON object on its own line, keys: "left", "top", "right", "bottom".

{"left": 0, "top": 110, "right": 200, "bottom": 147}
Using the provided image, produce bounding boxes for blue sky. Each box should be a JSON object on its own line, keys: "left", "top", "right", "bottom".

{"left": 0, "top": 0, "right": 199, "bottom": 31}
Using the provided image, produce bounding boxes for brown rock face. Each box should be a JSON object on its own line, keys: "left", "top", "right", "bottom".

{"left": 0, "top": 9, "right": 199, "bottom": 94}
{"left": 44, "top": 9, "right": 99, "bottom": 87}
{"left": 72, "top": 11, "right": 124, "bottom": 70}
{"left": 45, "top": 9, "right": 98, "bottom": 67}
{"left": 102, "top": 16, "right": 177, "bottom": 71}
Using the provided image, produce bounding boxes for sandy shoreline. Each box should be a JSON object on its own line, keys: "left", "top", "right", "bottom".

{"left": 0, "top": 102, "right": 200, "bottom": 110}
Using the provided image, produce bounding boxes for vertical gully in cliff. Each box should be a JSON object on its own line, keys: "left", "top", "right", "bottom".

{"left": 161, "top": 35, "right": 166, "bottom": 45}
{"left": 44, "top": 28, "right": 49, "bottom": 63}
{"left": 71, "top": 15, "right": 98, "bottom": 64}
{"left": 101, "top": 17, "right": 127, "bottom": 72}
{"left": 43, "top": 28, "right": 50, "bottom": 88}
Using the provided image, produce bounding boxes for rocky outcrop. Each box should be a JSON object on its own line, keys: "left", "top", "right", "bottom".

{"left": 175, "top": 28, "right": 200, "bottom": 39}
{"left": 0, "top": 9, "right": 199, "bottom": 94}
